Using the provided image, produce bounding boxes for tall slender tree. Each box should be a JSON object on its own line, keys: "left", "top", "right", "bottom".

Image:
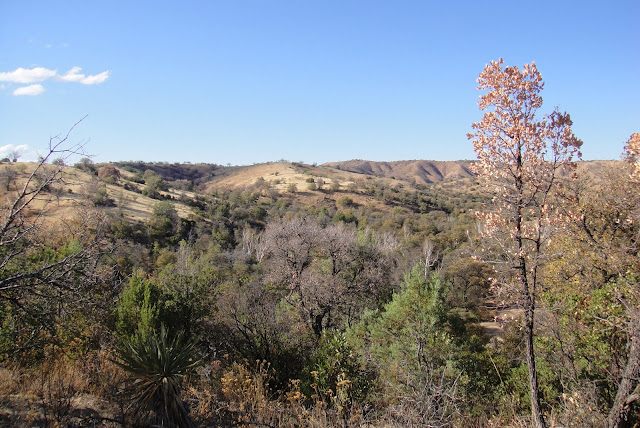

{"left": 604, "top": 132, "right": 640, "bottom": 428}
{"left": 468, "top": 59, "right": 582, "bottom": 427}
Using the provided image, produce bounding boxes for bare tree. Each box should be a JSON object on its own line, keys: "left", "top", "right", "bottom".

{"left": 240, "top": 225, "right": 262, "bottom": 260}
{"left": 8, "top": 150, "right": 21, "bottom": 163}
{"left": 422, "top": 238, "right": 439, "bottom": 277}
{"left": 1, "top": 118, "right": 88, "bottom": 260}
{"left": 261, "top": 217, "right": 393, "bottom": 336}
{"left": 0, "top": 117, "right": 112, "bottom": 355}
{"left": 97, "top": 164, "right": 121, "bottom": 182}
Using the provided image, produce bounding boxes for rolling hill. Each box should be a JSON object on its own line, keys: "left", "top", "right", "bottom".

{"left": 0, "top": 158, "right": 617, "bottom": 227}
{"left": 323, "top": 159, "right": 475, "bottom": 184}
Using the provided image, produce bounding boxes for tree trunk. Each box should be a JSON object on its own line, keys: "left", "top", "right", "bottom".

{"left": 524, "top": 300, "right": 547, "bottom": 428}
{"left": 605, "top": 317, "right": 640, "bottom": 428}
{"left": 311, "top": 309, "right": 328, "bottom": 337}
{"left": 515, "top": 160, "right": 546, "bottom": 428}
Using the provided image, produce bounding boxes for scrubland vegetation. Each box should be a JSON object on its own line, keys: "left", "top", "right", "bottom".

{"left": 0, "top": 62, "right": 638, "bottom": 427}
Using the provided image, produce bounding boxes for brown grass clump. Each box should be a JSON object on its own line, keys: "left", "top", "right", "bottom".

{"left": 0, "top": 352, "right": 126, "bottom": 427}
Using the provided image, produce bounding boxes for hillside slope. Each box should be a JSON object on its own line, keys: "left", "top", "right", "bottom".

{"left": 323, "top": 160, "right": 475, "bottom": 184}
{"left": 0, "top": 163, "right": 196, "bottom": 224}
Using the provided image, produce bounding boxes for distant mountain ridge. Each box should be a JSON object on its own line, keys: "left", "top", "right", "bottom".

{"left": 323, "top": 160, "right": 476, "bottom": 184}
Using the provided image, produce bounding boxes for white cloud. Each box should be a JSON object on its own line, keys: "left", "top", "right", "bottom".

{"left": 58, "top": 67, "right": 111, "bottom": 85}
{"left": 57, "top": 66, "right": 84, "bottom": 82}
{"left": 80, "top": 70, "right": 111, "bottom": 85}
{"left": 0, "top": 67, "right": 57, "bottom": 83}
{"left": 0, "top": 66, "right": 111, "bottom": 95}
{"left": 0, "top": 144, "right": 29, "bottom": 158}
{"left": 13, "top": 84, "right": 45, "bottom": 96}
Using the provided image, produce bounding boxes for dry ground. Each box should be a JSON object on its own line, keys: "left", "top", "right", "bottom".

{"left": 0, "top": 163, "right": 195, "bottom": 224}
{"left": 204, "top": 161, "right": 411, "bottom": 211}
{"left": 477, "top": 308, "right": 523, "bottom": 338}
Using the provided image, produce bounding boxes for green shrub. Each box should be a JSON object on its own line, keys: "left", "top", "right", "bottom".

{"left": 91, "top": 186, "right": 115, "bottom": 206}
{"left": 115, "top": 274, "right": 162, "bottom": 342}
{"left": 333, "top": 211, "right": 357, "bottom": 224}
{"left": 337, "top": 196, "right": 354, "bottom": 207}
{"left": 304, "top": 330, "right": 373, "bottom": 405}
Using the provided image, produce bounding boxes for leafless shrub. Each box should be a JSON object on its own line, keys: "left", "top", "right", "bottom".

{"left": 261, "top": 217, "right": 394, "bottom": 335}
{"left": 37, "top": 359, "right": 88, "bottom": 426}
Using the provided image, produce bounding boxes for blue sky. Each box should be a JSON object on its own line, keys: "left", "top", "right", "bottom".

{"left": 0, "top": 1, "right": 638, "bottom": 165}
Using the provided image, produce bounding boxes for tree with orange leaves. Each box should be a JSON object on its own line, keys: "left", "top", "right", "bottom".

{"left": 602, "top": 133, "right": 640, "bottom": 428}
{"left": 623, "top": 132, "right": 640, "bottom": 178}
{"left": 468, "top": 59, "right": 582, "bottom": 428}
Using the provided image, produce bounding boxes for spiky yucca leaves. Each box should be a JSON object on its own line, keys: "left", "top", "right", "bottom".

{"left": 115, "top": 325, "right": 200, "bottom": 428}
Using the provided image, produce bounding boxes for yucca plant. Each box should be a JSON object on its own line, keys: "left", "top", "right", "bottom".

{"left": 114, "top": 325, "right": 200, "bottom": 427}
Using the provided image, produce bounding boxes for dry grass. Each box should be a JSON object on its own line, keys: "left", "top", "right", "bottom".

{"left": 204, "top": 162, "right": 405, "bottom": 211}
{"left": 0, "top": 354, "right": 548, "bottom": 428}
{"left": 0, "top": 353, "right": 125, "bottom": 427}
{"left": 203, "top": 162, "right": 348, "bottom": 192}
{"left": 187, "top": 360, "right": 370, "bottom": 428}
{"left": 0, "top": 163, "right": 195, "bottom": 224}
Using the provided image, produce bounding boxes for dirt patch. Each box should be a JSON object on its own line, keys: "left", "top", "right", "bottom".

{"left": 478, "top": 308, "right": 522, "bottom": 337}
{"left": 0, "top": 393, "right": 123, "bottom": 427}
